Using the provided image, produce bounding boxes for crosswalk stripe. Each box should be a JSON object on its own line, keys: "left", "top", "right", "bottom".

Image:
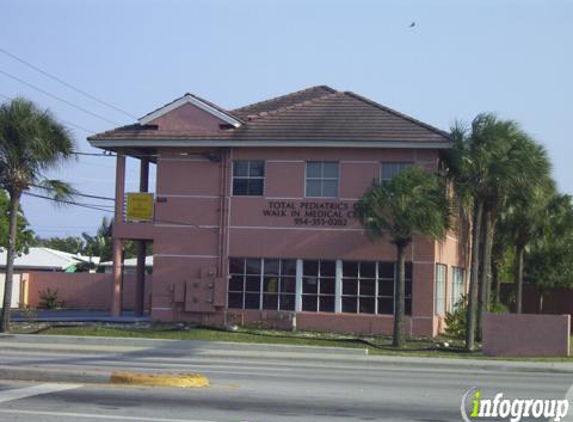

{"left": 0, "top": 408, "right": 220, "bottom": 422}
{"left": 0, "top": 383, "right": 81, "bottom": 404}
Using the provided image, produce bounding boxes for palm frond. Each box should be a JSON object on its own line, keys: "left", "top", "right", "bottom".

{"left": 33, "top": 179, "right": 77, "bottom": 203}
{"left": 356, "top": 167, "right": 451, "bottom": 246}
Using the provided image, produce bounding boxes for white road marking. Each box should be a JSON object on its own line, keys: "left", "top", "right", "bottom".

{"left": 0, "top": 408, "right": 221, "bottom": 422}
{"left": 0, "top": 383, "right": 81, "bottom": 404}
{"left": 562, "top": 383, "right": 573, "bottom": 421}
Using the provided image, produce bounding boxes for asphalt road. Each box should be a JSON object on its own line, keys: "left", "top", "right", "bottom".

{"left": 0, "top": 338, "right": 571, "bottom": 421}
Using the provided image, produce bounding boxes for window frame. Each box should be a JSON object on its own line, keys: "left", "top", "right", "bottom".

{"left": 305, "top": 161, "right": 339, "bottom": 198}
{"left": 228, "top": 258, "right": 297, "bottom": 311}
{"left": 229, "top": 258, "right": 414, "bottom": 317}
{"left": 435, "top": 263, "right": 447, "bottom": 316}
{"left": 302, "top": 260, "right": 336, "bottom": 313}
{"left": 232, "top": 160, "right": 265, "bottom": 197}
{"left": 380, "top": 162, "right": 414, "bottom": 183}
{"left": 341, "top": 261, "right": 413, "bottom": 316}
{"left": 450, "top": 266, "right": 465, "bottom": 312}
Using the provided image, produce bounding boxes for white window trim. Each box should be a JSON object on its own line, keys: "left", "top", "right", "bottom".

{"left": 435, "top": 264, "right": 447, "bottom": 316}
{"left": 231, "top": 160, "right": 266, "bottom": 197}
{"left": 304, "top": 161, "right": 340, "bottom": 198}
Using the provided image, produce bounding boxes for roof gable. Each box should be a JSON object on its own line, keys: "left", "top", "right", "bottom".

{"left": 139, "top": 93, "right": 242, "bottom": 128}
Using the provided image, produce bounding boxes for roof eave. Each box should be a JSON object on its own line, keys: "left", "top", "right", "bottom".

{"left": 89, "top": 138, "right": 454, "bottom": 149}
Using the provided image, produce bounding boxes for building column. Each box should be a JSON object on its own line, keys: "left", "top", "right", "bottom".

{"left": 295, "top": 259, "right": 303, "bottom": 312}
{"left": 111, "top": 152, "right": 126, "bottom": 317}
{"left": 134, "top": 157, "right": 149, "bottom": 317}
{"left": 335, "top": 260, "right": 342, "bottom": 313}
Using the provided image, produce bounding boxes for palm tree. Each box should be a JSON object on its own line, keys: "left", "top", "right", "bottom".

{"left": 0, "top": 97, "right": 75, "bottom": 332}
{"left": 447, "top": 114, "right": 553, "bottom": 347}
{"left": 498, "top": 174, "right": 553, "bottom": 313}
{"left": 82, "top": 217, "right": 113, "bottom": 263}
{"left": 356, "top": 166, "right": 450, "bottom": 348}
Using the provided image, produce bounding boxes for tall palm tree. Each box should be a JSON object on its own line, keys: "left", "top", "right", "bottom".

{"left": 446, "top": 117, "right": 495, "bottom": 350}
{"left": 0, "top": 97, "right": 75, "bottom": 332}
{"left": 501, "top": 179, "right": 554, "bottom": 313}
{"left": 356, "top": 166, "right": 450, "bottom": 348}
{"left": 446, "top": 114, "right": 552, "bottom": 348}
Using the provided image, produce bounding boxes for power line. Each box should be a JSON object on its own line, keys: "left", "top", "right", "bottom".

{"left": 0, "top": 68, "right": 121, "bottom": 126}
{"left": 25, "top": 191, "right": 213, "bottom": 229}
{"left": 0, "top": 46, "right": 137, "bottom": 119}
{"left": 23, "top": 191, "right": 114, "bottom": 213}
{"left": 69, "top": 191, "right": 115, "bottom": 202}
{"left": 0, "top": 92, "right": 97, "bottom": 134}
{"left": 30, "top": 184, "right": 115, "bottom": 202}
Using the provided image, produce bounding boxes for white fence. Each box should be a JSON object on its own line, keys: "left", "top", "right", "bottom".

{"left": 0, "top": 273, "right": 22, "bottom": 308}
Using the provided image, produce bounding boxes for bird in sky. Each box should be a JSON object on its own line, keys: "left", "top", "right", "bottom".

{"left": 409, "top": 22, "right": 416, "bottom": 28}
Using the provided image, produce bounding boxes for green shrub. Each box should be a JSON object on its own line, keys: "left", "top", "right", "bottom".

{"left": 444, "top": 295, "right": 467, "bottom": 339}
{"left": 19, "top": 304, "right": 38, "bottom": 321}
{"left": 489, "top": 300, "right": 509, "bottom": 314}
{"left": 38, "top": 288, "right": 63, "bottom": 309}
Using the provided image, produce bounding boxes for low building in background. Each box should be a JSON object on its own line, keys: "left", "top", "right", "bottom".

{"left": 0, "top": 247, "right": 99, "bottom": 273}
{"left": 88, "top": 85, "right": 466, "bottom": 336}
{"left": 0, "top": 247, "right": 100, "bottom": 308}
{"left": 99, "top": 256, "right": 153, "bottom": 275}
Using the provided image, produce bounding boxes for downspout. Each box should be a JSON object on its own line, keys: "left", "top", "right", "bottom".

{"left": 218, "top": 148, "right": 229, "bottom": 277}
{"left": 218, "top": 148, "right": 230, "bottom": 325}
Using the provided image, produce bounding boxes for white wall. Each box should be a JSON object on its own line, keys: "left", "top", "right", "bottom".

{"left": 0, "top": 273, "right": 22, "bottom": 308}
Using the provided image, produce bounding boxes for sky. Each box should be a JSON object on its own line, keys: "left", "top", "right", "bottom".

{"left": 1, "top": 0, "right": 572, "bottom": 238}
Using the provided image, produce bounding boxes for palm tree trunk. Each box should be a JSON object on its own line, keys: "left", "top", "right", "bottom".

{"left": 477, "top": 207, "right": 494, "bottom": 339}
{"left": 466, "top": 200, "right": 483, "bottom": 351}
{"left": 393, "top": 242, "right": 407, "bottom": 348}
{"left": 515, "top": 244, "right": 525, "bottom": 314}
{"left": 0, "top": 190, "right": 21, "bottom": 333}
{"left": 491, "top": 256, "right": 501, "bottom": 304}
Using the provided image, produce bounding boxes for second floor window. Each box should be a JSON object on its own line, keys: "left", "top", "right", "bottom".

{"left": 381, "top": 162, "right": 413, "bottom": 182}
{"left": 306, "top": 161, "right": 339, "bottom": 198}
{"left": 233, "top": 160, "right": 264, "bottom": 196}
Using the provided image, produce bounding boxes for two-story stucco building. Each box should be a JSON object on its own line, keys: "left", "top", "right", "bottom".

{"left": 88, "top": 85, "right": 465, "bottom": 337}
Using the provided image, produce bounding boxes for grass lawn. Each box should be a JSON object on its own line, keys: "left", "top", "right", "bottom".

{"left": 11, "top": 323, "right": 573, "bottom": 361}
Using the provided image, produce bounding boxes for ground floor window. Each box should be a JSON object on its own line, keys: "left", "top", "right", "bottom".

{"left": 450, "top": 266, "right": 465, "bottom": 312}
{"left": 228, "top": 258, "right": 413, "bottom": 316}
{"left": 435, "top": 264, "right": 447, "bottom": 316}
{"left": 341, "top": 261, "right": 412, "bottom": 316}
{"left": 302, "top": 260, "right": 336, "bottom": 312}
{"left": 228, "top": 258, "right": 297, "bottom": 311}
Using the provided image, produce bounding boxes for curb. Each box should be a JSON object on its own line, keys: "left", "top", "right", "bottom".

{"left": 110, "top": 372, "right": 209, "bottom": 388}
{"left": 0, "top": 366, "right": 209, "bottom": 388}
{"left": 0, "top": 366, "right": 111, "bottom": 384}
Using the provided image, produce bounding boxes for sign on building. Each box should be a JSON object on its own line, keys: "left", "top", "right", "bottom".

{"left": 126, "top": 193, "right": 154, "bottom": 222}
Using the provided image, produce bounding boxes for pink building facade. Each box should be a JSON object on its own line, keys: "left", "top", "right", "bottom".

{"left": 89, "top": 86, "right": 465, "bottom": 337}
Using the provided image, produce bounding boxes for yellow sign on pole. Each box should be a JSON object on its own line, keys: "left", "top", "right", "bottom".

{"left": 126, "top": 193, "right": 154, "bottom": 222}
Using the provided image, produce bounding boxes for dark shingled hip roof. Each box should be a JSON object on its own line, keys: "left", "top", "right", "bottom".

{"left": 88, "top": 85, "right": 451, "bottom": 144}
